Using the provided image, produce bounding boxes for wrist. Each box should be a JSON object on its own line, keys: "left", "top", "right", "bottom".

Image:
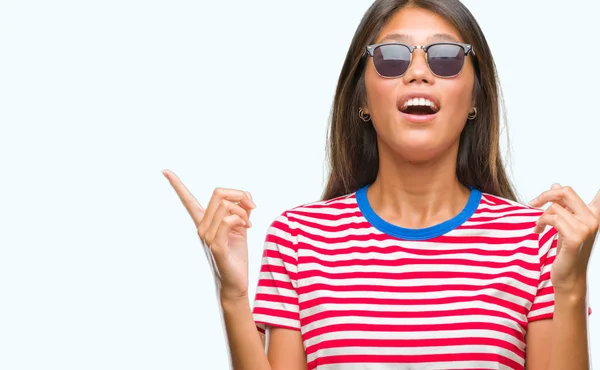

{"left": 554, "top": 285, "right": 587, "bottom": 309}
{"left": 220, "top": 292, "right": 250, "bottom": 311}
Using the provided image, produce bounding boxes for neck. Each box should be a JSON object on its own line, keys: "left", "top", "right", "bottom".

{"left": 368, "top": 143, "right": 471, "bottom": 229}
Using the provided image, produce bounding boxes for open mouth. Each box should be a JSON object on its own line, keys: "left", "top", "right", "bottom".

{"left": 399, "top": 98, "right": 440, "bottom": 115}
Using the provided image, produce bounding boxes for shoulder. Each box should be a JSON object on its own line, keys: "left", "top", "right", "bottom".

{"left": 278, "top": 192, "right": 359, "bottom": 222}
{"left": 478, "top": 192, "right": 544, "bottom": 217}
{"left": 265, "top": 192, "right": 359, "bottom": 238}
{"left": 476, "top": 191, "right": 545, "bottom": 231}
{"left": 262, "top": 192, "right": 358, "bottom": 254}
{"left": 478, "top": 191, "right": 558, "bottom": 250}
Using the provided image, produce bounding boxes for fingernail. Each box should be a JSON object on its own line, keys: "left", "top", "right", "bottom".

{"left": 246, "top": 192, "right": 256, "bottom": 208}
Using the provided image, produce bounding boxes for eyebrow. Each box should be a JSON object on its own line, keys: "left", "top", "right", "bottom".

{"left": 379, "top": 32, "right": 461, "bottom": 44}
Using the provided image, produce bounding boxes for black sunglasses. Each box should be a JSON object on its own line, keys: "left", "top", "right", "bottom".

{"left": 365, "top": 42, "right": 475, "bottom": 78}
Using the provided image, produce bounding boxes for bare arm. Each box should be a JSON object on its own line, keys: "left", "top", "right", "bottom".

{"left": 527, "top": 186, "right": 599, "bottom": 369}
{"left": 221, "top": 296, "right": 306, "bottom": 370}
{"left": 547, "top": 295, "right": 590, "bottom": 369}
{"left": 525, "top": 294, "right": 589, "bottom": 370}
{"left": 162, "top": 172, "right": 306, "bottom": 370}
{"left": 221, "top": 297, "right": 271, "bottom": 370}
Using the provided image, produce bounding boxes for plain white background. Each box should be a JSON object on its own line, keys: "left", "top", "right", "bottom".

{"left": 1, "top": 0, "right": 599, "bottom": 368}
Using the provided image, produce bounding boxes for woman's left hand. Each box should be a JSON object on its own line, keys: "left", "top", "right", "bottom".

{"left": 530, "top": 184, "right": 600, "bottom": 297}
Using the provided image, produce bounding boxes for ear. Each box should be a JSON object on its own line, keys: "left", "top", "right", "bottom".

{"left": 470, "top": 76, "right": 480, "bottom": 108}
{"left": 358, "top": 107, "right": 371, "bottom": 122}
{"left": 469, "top": 100, "right": 477, "bottom": 117}
{"left": 359, "top": 97, "right": 369, "bottom": 114}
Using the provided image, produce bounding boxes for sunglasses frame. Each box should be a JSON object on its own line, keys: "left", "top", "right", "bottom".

{"left": 364, "top": 42, "right": 476, "bottom": 79}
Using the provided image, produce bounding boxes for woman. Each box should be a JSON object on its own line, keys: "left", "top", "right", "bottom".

{"left": 164, "top": 0, "right": 599, "bottom": 369}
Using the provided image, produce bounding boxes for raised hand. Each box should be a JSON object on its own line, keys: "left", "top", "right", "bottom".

{"left": 162, "top": 169, "right": 256, "bottom": 301}
{"left": 530, "top": 184, "right": 600, "bottom": 296}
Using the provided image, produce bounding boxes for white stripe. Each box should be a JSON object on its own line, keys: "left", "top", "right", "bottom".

{"left": 304, "top": 328, "right": 525, "bottom": 352}
{"left": 293, "top": 212, "right": 366, "bottom": 227}
{"left": 255, "top": 284, "right": 297, "bottom": 298}
{"left": 300, "top": 301, "right": 526, "bottom": 322}
{"left": 298, "top": 235, "right": 540, "bottom": 253}
{"left": 300, "top": 261, "right": 540, "bottom": 279}
{"left": 252, "top": 313, "right": 299, "bottom": 330}
{"left": 300, "top": 274, "right": 536, "bottom": 292}
{"left": 294, "top": 206, "right": 360, "bottom": 217}
{"left": 527, "top": 305, "right": 553, "bottom": 320}
{"left": 463, "top": 214, "right": 540, "bottom": 225}
{"left": 299, "top": 288, "right": 532, "bottom": 306}
{"left": 319, "top": 361, "right": 514, "bottom": 370}
{"left": 471, "top": 208, "right": 540, "bottom": 218}
{"left": 306, "top": 344, "right": 523, "bottom": 367}
{"left": 293, "top": 215, "right": 539, "bottom": 239}
{"left": 302, "top": 314, "right": 524, "bottom": 337}
{"left": 301, "top": 247, "right": 541, "bottom": 265}
{"left": 447, "top": 226, "right": 536, "bottom": 238}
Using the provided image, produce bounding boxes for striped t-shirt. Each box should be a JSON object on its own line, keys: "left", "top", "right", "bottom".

{"left": 252, "top": 186, "right": 561, "bottom": 370}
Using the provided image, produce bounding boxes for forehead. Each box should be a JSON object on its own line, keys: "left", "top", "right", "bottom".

{"left": 375, "top": 7, "right": 464, "bottom": 44}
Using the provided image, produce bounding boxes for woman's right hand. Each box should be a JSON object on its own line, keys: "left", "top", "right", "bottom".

{"left": 162, "top": 169, "right": 256, "bottom": 302}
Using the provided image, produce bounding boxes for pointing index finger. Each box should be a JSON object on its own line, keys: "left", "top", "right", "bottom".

{"left": 530, "top": 185, "right": 598, "bottom": 228}
{"left": 529, "top": 186, "right": 584, "bottom": 211}
{"left": 163, "top": 169, "right": 205, "bottom": 226}
{"left": 529, "top": 183, "right": 561, "bottom": 207}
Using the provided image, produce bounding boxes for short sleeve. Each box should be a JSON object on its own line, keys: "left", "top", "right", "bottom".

{"left": 252, "top": 212, "right": 301, "bottom": 333}
{"left": 527, "top": 227, "right": 558, "bottom": 322}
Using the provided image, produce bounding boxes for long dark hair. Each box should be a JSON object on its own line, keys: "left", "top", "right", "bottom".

{"left": 322, "top": 0, "right": 517, "bottom": 201}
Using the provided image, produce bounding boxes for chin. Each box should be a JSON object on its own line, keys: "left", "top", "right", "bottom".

{"left": 390, "top": 144, "right": 443, "bottom": 163}
{"left": 383, "top": 135, "right": 449, "bottom": 163}
{"left": 398, "top": 147, "right": 442, "bottom": 163}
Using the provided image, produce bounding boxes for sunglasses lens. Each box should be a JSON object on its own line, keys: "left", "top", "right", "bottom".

{"left": 373, "top": 44, "right": 411, "bottom": 77}
{"left": 427, "top": 44, "right": 465, "bottom": 77}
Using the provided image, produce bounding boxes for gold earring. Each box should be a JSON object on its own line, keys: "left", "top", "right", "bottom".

{"left": 358, "top": 108, "right": 371, "bottom": 122}
{"left": 467, "top": 107, "right": 477, "bottom": 120}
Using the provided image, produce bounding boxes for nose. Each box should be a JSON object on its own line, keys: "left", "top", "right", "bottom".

{"left": 402, "top": 47, "right": 434, "bottom": 85}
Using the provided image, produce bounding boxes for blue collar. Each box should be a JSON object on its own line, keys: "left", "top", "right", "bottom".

{"left": 355, "top": 185, "right": 482, "bottom": 241}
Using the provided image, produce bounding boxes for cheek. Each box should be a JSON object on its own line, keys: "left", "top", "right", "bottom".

{"left": 443, "top": 77, "right": 475, "bottom": 117}
{"left": 364, "top": 66, "right": 397, "bottom": 115}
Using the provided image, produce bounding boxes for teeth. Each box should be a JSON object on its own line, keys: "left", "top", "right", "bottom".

{"left": 403, "top": 97, "right": 438, "bottom": 111}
